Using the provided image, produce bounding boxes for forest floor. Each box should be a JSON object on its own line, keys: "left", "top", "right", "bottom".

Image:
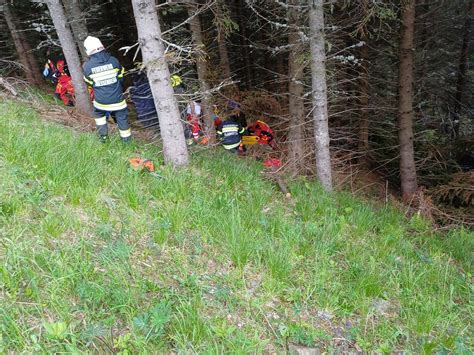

{"left": 0, "top": 97, "right": 472, "bottom": 353}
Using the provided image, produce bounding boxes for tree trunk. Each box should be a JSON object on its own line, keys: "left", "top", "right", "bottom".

{"left": 131, "top": 0, "right": 189, "bottom": 167}
{"left": 287, "top": 0, "right": 305, "bottom": 173}
{"left": 187, "top": 4, "right": 213, "bottom": 138}
{"left": 62, "top": 0, "right": 88, "bottom": 60}
{"left": 214, "top": 1, "right": 232, "bottom": 81}
{"left": 46, "top": 0, "right": 92, "bottom": 116}
{"left": 358, "top": 41, "right": 370, "bottom": 164}
{"left": 454, "top": 0, "right": 473, "bottom": 114}
{"left": 276, "top": 53, "right": 287, "bottom": 94}
{"left": 236, "top": 0, "right": 253, "bottom": 88}
{"left": 309, "top": 0, "right": 332, "bottom": 191}
{"left": 1, "top": 0, "right": 42, "bottom": 86}
{"left": 358, "top": 0, "right": 370, "bottom": 166}
{"left": 21, "top": 34, "right": 43, "bottom": 86}
{"left": 398, "top": 0, "right": 418, "bottom": 200}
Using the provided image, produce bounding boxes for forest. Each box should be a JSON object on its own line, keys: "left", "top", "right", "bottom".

{"left": 0, "top": 0, "right": 473, "bottom": 353}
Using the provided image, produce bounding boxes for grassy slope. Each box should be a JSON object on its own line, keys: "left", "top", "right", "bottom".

{"left": 0, "top": 99, "right": 472, "bottom": 353}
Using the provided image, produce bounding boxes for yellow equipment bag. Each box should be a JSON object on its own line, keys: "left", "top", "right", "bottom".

{"left": 242, "top": 135, "right": 260, "bottom": 145}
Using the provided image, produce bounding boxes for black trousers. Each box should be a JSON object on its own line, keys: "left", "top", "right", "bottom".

{"left": 93, "top": 107, "right": 131, "bottom": 141}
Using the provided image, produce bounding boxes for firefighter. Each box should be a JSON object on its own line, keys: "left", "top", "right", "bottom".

{"left": 42, "top": 48, "right": 61, "bottom": 84}
{"left": 227, "top": 100, "right": 247, "bottom": 128}
{"left": 217, "top": 115, "right": 246, "bottom": 153}
{"left": 171, "top": 74, "right": 185, "bottom": 94}
{"left": 54, "top": 58, "right": 75, "bottom": 106}
{"left": 83, "top": 36, "right": 131, "bottom": 143}
{"left": 43, "top": 50, "right": 75, "bottom": 106}
{"left": 185, "top": 101, "right": 202, "bottom": 144}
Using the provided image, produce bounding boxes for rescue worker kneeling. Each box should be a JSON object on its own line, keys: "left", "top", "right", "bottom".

{"left": 83, "top": 36, "right": 131, "bottom": 143}
{"left": 217, "top": 116, "right": 246, "bottom": 153}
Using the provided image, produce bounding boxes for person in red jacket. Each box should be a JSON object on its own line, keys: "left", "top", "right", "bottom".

{"left": 54, "top": 58, "right": 75, "bottom": 106}
{"left": 43, "top": 50, "right": 75, "bottom": 106}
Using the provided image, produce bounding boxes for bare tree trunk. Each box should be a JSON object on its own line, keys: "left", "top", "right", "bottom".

{"left": 287, "top": 0, "right": 305, "bottom": 173}
{"left": 46, "top": 0, "right": 92, "bottom": 116}
{"left": 358, "top": 41, "right": 370, "bottom": 165}
{"left": 236, "top": 0, "right": 253, "bottom": 88}
{"left": 21, "top": 34, "right": 43, "bottom": 85}
{"left": 276, "top": 53, "right": 287, "bottom": 94}
{"left": 1, "top": 0, "right": 42, "bottom": 86}
{"left": 187, "top": 4, "right": 213, "bottom": 138}
{"left": 309, "top": 0, "right": 332, "bottom": 191}
{"left": 62, "top": 0, "right": 88, "bottom": 60}
{"left": 398, "top": 0, "right": 418, "bottom": 200}
{"left": 454, "top": 0, "right": 473, "bottom": 114}
{"left": 358, "top": 0, "right": 370, "bottom": 166}
{"left": 214, "top": 1, "right": 232, "bottom": 81}
{"left": 131, "top": 0, "right": 189, "bottom": 167}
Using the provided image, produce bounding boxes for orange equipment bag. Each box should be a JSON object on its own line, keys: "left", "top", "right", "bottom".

{"left": 129, "top": 157, "right": 155, "bottom": 172}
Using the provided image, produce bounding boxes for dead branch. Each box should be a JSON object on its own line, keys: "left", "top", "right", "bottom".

{"left": 0, "top": 76, "right": 18, "bottom": 96}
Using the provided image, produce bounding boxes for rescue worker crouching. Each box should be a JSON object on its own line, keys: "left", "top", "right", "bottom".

{"left": 185, "top": 100, "right": 207, "bottom": 145}
{"left": 54, "top": 59, "right": 75, "bottom": 107}
{"left": 217, "top": 116, "right": 246, "bottom": 153}
{"left": 83, "top": 36, "right": 131, "bottom": 143}
{"left": 43, "top": 50, "right": 75, "bottom": 107}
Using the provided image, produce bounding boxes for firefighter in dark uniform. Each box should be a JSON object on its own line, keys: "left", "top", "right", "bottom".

{"left": 217, "top": 116, "right": 246, "bottom": 153}
{"left": 83, "top": 36, "right": 131, "bottom": 142}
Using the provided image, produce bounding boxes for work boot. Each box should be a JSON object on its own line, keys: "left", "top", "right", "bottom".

{"left": 121, "top": 136, "right": 132, "bottom": 144}
{"left": 99, "top": 135, "right": 108, "bottom": 144}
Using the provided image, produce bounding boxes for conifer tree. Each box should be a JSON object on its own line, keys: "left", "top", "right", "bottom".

{"left": 131, "top": 0, "right": 189, "bottom": 167}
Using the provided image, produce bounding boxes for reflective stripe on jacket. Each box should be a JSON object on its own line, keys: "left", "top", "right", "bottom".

{"left": 83, "top": 51, "right": 126, "bottom": 111}
{"left": 217, "top": 120, "right": 245, "bottom": 149}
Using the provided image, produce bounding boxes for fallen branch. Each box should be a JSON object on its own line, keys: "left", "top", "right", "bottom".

{"left": 0, "top": 76, "right": 18, "bottom": 96}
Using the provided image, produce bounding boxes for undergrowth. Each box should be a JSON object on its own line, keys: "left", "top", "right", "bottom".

{"left": 0, "top": 99, "right": 472, "bottom": 353}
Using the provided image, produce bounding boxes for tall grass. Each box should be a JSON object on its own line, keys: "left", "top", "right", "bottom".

{"left": 0, "top": 99, "right": 472, "bottom": 352}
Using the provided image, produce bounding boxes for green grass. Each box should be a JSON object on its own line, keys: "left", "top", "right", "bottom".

{"left": 0, "top": 98, "right": 472, "bottom": 353}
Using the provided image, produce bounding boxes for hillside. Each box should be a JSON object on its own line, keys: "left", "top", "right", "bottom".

{"left": 0, "top": 99, "right": 472, "bottom": 353}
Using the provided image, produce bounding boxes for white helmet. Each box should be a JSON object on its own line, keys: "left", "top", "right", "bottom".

{"left": 84, "top": 36, "right": 104, "bottom": 56}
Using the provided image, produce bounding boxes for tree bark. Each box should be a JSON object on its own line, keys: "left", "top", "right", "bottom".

{"left": 358, "top": 41, "right": 370, "bottom": 164}
{"left": 21, "top": 33, "right": 43, "bottom": 86}
{"left": 276, "top": 53, "right": 287, "bottom": 94}
{"left": 397, "top": 0, "right": 418, "bottom": 200}
{"left": 62, "top": 0, "right": 88, "bottom": 60}
{"left": 131, "top": 0, "right": 189, "bottom": 167}
{"left": 46, "top": 0, "right": 92, "bottom": 116}
{"left": 236, "top": 0, "right": 253, "bottom": 88}
{"left": 358, "top": 0, "right": 370, "bottom": 166}
{"left": 309, "top": 0, "right": 332, "bottom": 191}
{"left": 287, "top": 0, "right": 305, "bottom": 173}
{"left": 454, "top": 0, "right": 473, "bottom": 114}
{"left": 187, "top": 4, "right": 213, "bottom": 138}
{"left": 1, "top": 0, "right": 43, "bottom": 86}
{"left": 214, "top": 1, "right": 232, "bottom": 81}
